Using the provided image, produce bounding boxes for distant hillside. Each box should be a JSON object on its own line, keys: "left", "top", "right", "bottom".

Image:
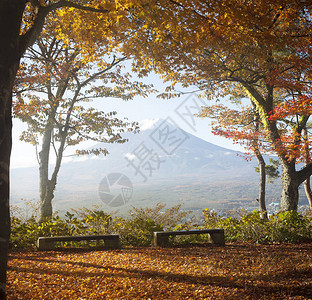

{"left": 10, "top": 118, "right": 308, "bottom": 216}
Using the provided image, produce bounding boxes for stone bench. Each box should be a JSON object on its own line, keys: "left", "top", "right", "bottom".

{"left": 153, "top": 229, "right": 225, "bottom": 247}
{"left": 37, "top": 234, "right": 120, "bottom": 250}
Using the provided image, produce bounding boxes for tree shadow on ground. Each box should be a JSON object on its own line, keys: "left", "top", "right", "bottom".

{"left": 8, "top": 244, "right": 312, "bottom": 299}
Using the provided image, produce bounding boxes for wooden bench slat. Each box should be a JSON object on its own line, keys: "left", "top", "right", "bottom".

{"left": 153, "top": 229, "right": 225, "bottom": 247}
{"left": 38, "top": 234, "right": 118, "bottom": 242}
{"left": 154, "top": 229, "right": 224, "bottom": 236}
{"left": 37, "top": 234, "right": 120, "bottom": 250}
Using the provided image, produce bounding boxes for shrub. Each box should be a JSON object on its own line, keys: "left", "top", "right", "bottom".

{"left": 111, "top": 203, "right": 193, "bottom": 246}
{"left": 9, "top": 206, "right": 111, "bottom": 250}
{"left": 203, "top": 209, "right": 241, "bottom": 241}
{"left": 10, "top": 215, "right": 78, "bottom": 250}
{"left": 71, "top": 207, "right": 112, "bottom": 234}
{"left": 203, "top": 209, "right": 312, "bottom": 243}
{"left": 128, "top": 203, "right": 192, "bottom": 230}
{"left": 113, "top": 217, "right": 163, "bottom": 246}
{"left": 10, "top": 201, "right": 312, "bottom": 250}
{"left": 270, "top": 211, "right": 312, "bottom": 242}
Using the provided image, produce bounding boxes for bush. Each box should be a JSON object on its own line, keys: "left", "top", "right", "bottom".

{"left": 270, "top": 211, "right": 312, "bottom": 242}
{"left": 10, "top": 215, "right": 80, "bottom": 250}
{"left": 112, "top": 203, "right": 192, "bottom": 246}
{"left": 71, "top": 207, "right": 112, "bottom": 234}
{"left": 113, "top": 217, "right": 163, "bottom": 246}
{"left": 10, "top": 201, "right": 312, "bottom": 250}
{"left": 203, "top": 209, "right": 242, "bottom": 241}
{"left": 203, "top": 209, "right": 312, "bottom": 243}
{"left": 9, "top": 205, "right": 112, "bottom": 250}
{"left": 127, "top": 203, "right": 192, "bottom": 230}
{"left": 10, "top": 203, "right": 192, "bottom": 249}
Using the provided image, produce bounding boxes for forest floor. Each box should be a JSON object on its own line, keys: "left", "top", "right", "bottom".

{"left": 7, "top": 243, "right": 312, "bottom": 299}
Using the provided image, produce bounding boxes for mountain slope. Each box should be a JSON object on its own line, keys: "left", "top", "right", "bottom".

{"left": 77, "top": 118, "right": 256, "bottom": 181}
{"left": 11, "top": 118, "right": 286, "bottom": 214}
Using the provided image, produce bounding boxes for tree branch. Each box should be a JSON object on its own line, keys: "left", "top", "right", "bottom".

{"left": 80, "top": 56, "right": 128, "bottom": 88}
{"left": 297, "top": 162, "right": 312, "bottom": 184}
{"left": 241, "top": 84, "right": 267, "bottom": 109}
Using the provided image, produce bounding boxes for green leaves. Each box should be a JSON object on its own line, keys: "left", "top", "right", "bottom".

{"left": 203, "top": 208, "right": 312, "bottom": 244}
{"left": 9, "top": 203, "right": 193, "bottom": 249}
{"left": 254, "top": 158, "right": 280, "bottom": 184}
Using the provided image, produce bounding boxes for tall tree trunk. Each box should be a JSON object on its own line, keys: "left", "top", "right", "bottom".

{"left": 255, "top": 153, "right": 268, "bottom": 219}
{"left": 302, "top": 128, "right": 312, "bottom": 210}
{"left": 40, "top": 180, "right": 55, "bottom": 221}
{"left": 0, "top": 2, "right": 25, "bottom": 298}
{"left": 39, "top": 126, "right": 67, "bottom": 221}
{"left": 250, "top": 103, "right": 268, "bottom": 220}
{"left": 39, "top": 82, "right": 70, "bottom": 221}
{"left": 280, "top": 162, "right": 299, "bottom": 211}
{"left": 39, "top": 126, "right": 53, "bottom": 221}
{"left": 304, "top": 177, "right": 312, "bottom": 210}
{"left": 0, "top": 98, "right": 12, "bottom": 300}
{"left": 243, "top": 84, "right": 303, "bottom": 212}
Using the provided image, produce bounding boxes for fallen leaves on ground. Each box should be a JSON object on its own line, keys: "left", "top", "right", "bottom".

{"left": 7, "top": 243, "right": 312, "bottom": 299}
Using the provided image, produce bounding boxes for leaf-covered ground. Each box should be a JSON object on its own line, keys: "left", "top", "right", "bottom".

{"left": 7, "top": 243, "right": 312, "bottom": 299}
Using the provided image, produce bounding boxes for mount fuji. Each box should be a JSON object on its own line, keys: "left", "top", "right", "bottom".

{"left": 11, "top": 118, "right": 285, "bottom": 215}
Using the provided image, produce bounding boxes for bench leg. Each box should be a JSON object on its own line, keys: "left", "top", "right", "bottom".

{"left": 37, "top": 238, "right": 55, "bottom": 251}
{"left": 209, "top": 232, "right": 225, "bottom": 246}
{"left": 104, "top": 238, "right": 120, "bottom": 249}
{"left": 154, "top": 234, "right": 169, "bottom": 247}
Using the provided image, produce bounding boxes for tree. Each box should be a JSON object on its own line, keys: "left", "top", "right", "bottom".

{"left": 200, "top": 102, "right": 273, "bottom": 219}
{"left": 0, "top": 1, "right": 141, "bottom": 298}
{"left": 2, "top": 1, "right": 311, "bottom": 297}
{"left": 255, "top": 158, "right": 280, "bottom": 185}
{"left": 302, "top": 126, "right": 312, "bottom": 209}
{"left": 121, "top": 0, "right": 312, "bottom": 212}
{"left": 14, "top": 28, "right": 153, "bottom": 220}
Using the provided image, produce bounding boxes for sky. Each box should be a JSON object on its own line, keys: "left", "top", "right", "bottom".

{"left": 11, "top": 73, "right": 245, "bottom": 169}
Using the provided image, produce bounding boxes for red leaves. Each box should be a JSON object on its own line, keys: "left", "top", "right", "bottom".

{"left": 7, "top": 243, "right": 312, "bottom": 299}
{"left": 267, "top": 94, "right": 312, "bottom": 163}
{"left": 200, "top": 103, "right": 270, "bottom": 156}
{"left": 269, "top": 95, "right": 312, "bottom": 121}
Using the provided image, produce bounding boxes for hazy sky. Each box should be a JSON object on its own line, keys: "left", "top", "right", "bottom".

{"left": 11, "top": 73, "right": 244, "bottom": 169}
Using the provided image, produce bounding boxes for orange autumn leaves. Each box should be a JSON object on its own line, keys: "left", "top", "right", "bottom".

{"left": 199, "top": 103, "right": 268, "bottom": 157}
{"left": 268, "top": 95, "right": 312, "bottom": 163}
{"left": 7, "top": 244, "right": 312, "bottom": 299}
{"left": 19, "top": 1, "right": 312, "bottom": 167}
{"left": 269, "top": 95, "right": 312, "bottom": 121}
{"left": 200, "top": 92, "right": 312, "bottom": 164}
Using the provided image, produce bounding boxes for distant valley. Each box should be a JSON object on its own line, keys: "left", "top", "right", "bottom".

{"left": 10, "top": 119, "right": 308, "bottom": 217}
